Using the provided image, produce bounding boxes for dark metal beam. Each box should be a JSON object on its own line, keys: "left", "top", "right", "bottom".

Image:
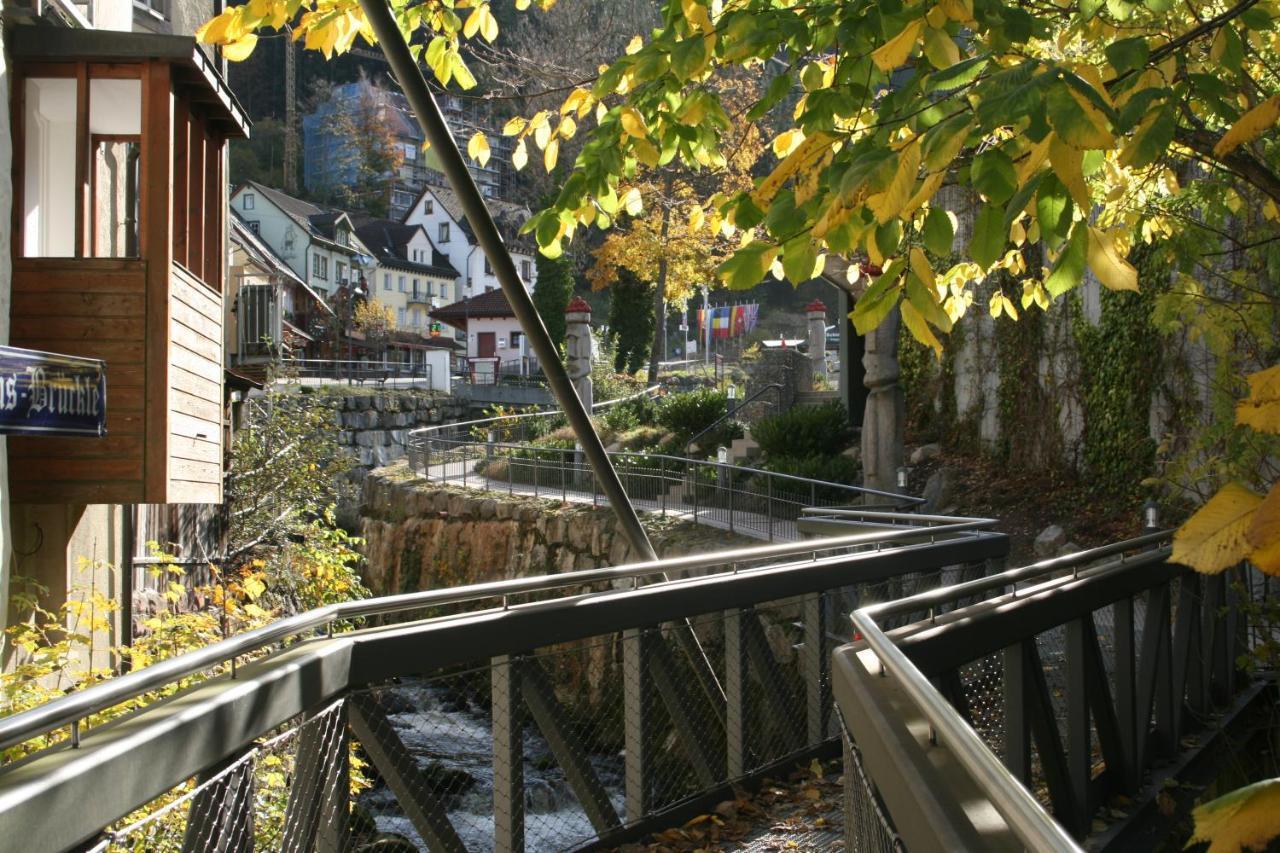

{"left": 356, "top": 0, "right": 657, "bottom": 564}
{"left": 348, "top": 692, "right": 467, "bottom": 852}
{"left": 520, "top": 660, "right": 622, "bottom": 834}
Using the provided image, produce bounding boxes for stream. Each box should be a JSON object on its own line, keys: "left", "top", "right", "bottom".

{"left": 358, "top": 678, "right": 627, "bottom": 852}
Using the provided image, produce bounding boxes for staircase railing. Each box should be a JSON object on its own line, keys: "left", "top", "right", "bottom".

{"left": 835, "top": 532, "right": 1272, "bottom": 852}
{"left": 0, "top": 521, "right": 1005, "bottom": 853}
{"left": 683, "top": 382, "right": 783, "bottom": 458}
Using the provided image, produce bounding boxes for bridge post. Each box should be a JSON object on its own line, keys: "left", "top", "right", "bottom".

{"left": 623, "top": 627, "right": 654, "bottom": 822}
{"left": 492, "top": 655, "right": 525, "bottom": 852}
{"left": 725, "top": 608, "right": 746, "bottom": 778}
{"left": 803, "top": 592, "right": 828, "bottom": 746}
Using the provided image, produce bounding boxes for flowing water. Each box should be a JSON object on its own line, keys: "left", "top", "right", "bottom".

{"left": 358, "top": 678, "right": 626, "bottom": 852}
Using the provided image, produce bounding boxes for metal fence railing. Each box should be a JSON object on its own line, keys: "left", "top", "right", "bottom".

{"left": 279, "top": 358, "right": 434, "bottom": 387}
{"left": 0, "top": 520, "right": 1007, "bottom": 853}
{"left": 835, "top": 532, "right": 1275, "bottom": 852}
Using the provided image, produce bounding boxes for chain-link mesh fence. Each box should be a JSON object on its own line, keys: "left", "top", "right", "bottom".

{"left": 102, "top": 699, "right": 350, "bottom": 852}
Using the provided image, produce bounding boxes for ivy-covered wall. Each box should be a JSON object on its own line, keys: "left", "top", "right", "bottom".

{"left": 898, "top": 245, "right": 1183, "bottom": 506}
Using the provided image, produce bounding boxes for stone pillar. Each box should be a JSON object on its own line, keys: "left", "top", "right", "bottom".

{"left": 564, "top": 297, "right": 593, "bottom": 411}
{"left": 806, "top": 299, "right": 828, "bottom": 383}
{"left": 861, "top": 307, "right": 904, "bottom": 494}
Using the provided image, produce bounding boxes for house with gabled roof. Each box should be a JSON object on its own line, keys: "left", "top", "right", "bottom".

{"left": 230, "top": 180, "right": 377, "bottom": 300}
{"left": 401, "top": 184, "right": 539, "bottom": 307}
{"left": 227, "top": 210, "right": 334, "bottom": 375}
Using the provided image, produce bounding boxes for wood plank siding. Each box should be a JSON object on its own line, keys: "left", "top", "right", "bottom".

{"left": 9, "top": 259, "right": 149, "bottom": 503}
{"left": 168, "top": 264, "right": 223, "bottom": 503}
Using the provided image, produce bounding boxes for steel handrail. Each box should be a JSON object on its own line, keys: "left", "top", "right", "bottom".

{"left": 406, "top": 386, "right": 661, "bottom": 442}
{"left": 845, "top": 531, "right": 1172, "bottom": 852}
{"left": 682, "top": 383, "right": 783, "bottom": 457}
{"left": 0, "top": 519, "right": 997, "bottom": 755}
{"left": 427, "top": 434, "right": 923, "bottom": 508}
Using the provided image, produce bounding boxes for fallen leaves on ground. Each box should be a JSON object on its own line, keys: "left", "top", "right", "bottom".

{"left": 614, "top": 757, "right": 845, "bottom": 852}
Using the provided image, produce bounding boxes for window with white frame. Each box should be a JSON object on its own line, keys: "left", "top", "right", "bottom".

{"left": 313, "top": 253, "right": 328, "bottom": 280}
{"left": 243, "top": 192, "right": 255, "bottom": 210}
{"left": 425, "top": 199, "right": 434, "bottom": 214}
{"left": 398, "top": 275, "right": 406, "bottom": 292}
{"left": 438, "top": 223, "right": 449, "bottom": 243}
{"left": 520, "top": 259, "right": 531, "bottom": 281}
{"left": 247, "top": 221, "right": 260, "bottom": 234}
{"left": 384, "top": 273, "right": 392, "bottom": 291}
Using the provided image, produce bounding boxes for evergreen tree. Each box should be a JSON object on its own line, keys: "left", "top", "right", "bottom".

{"left": 532, "top": 253, "right": 574, "bottom": 349}
{"left": 606, "top": 269, "right": 654, "bottom": 375}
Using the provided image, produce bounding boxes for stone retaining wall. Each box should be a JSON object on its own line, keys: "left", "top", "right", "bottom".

{"left": 360, "top": 461, "right": 750, "bottom": 595}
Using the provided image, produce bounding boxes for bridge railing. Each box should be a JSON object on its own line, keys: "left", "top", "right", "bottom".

{"left": 835, "top": 532, "right": 1272, "bottom": 852}
{"left": 415, "top": 436, "right": 920, "bottom": 541}
{"left": 0, "top": 520, "right": 1006, "bottom": 853}
{"left": 279, "top": 358, "right": 435, "bottom": 387}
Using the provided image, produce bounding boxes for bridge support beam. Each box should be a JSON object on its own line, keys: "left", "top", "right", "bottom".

{"left": 348, "top": 691, "right": 466, "bottom": 852}
{"left": 492, "top": 655, "right": 525, "bottom": 853}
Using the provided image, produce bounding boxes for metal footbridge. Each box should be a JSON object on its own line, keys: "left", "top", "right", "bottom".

{"left": 0, "top": 492, "right": 1269, "bottom": 852}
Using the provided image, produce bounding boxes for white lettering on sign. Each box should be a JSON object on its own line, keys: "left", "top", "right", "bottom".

{"left": 24, "top": 367, "right": 102, "bottom": 418}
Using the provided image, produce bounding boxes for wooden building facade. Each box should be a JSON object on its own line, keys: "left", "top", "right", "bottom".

{"left": 10, "top": 29, "right": 248, "bottom": 505}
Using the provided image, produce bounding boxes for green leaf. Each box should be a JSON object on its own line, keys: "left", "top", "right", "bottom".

{"left": 671, "top": 36, "right": 709, "bottom": 81}
{"left": 922, "top": 114, "right": 973, "bottom": 171}
{"left": 968, "top": 204, "right": 1006, "bottom": 269}
{"left": 1004, "top": 171, "right": 1045, "bottom": 228}
{"left": 1121, "top": 104, "right": 1176, "bottom": 169}
{"left": 875, "top": 219, "right": 902, "bottom": 257}
{"left": 852, "top": 262, "right": 904, "bottom": 335}
{"left": 1080, "top": 0, "right": 1104, "bottom": 17}
{"left": 801, "top": 61, "right": 826, "bottom": 92}
{"left": 922, "top": 206, "right": 954, "bottom": 256}
{"left": 971, "top": 148, "right": 1018, "bottom": 203}
{"left": 717, "top": 241, "right": 779, "bottom": 289}
{"left": 1044, "top": 221, "right": 1087, "bottom": 296}
{"left": 1035, "top": 173, "right": 1073, "bottom": 250}
{"left": 782, "top": 235, "right": 820, "bottom": 284}
{"left": 1046, "top": 79, "right": 1114, "bottom": 149}
{"left": 924, "top": 55, "right": 990, "bottom": 93}
{"left": 1104, "top": 37, "right": 1150, "bottom": 74}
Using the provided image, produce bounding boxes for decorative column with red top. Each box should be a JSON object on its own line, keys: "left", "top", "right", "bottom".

{"left": 806, "top": 299, "right": 828, "bottom": 383}
{"left": 564, "top": 296, "right": 594, "bottom": 411}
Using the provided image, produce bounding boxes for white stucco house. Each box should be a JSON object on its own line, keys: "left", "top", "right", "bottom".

{"left": 428, "top": 288, "right": 535, "bottom": 382}
{"left": 230, "top": 180, "right": 376, "bottom": 300}
{"left": 401, "top": 185, "right": 538, "bottom": 308}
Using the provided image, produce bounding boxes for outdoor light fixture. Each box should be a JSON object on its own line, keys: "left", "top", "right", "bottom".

{"left": 1144, "top": 499, "right": 1160, "bottom": 530}
{"left": 897, "top": 467, "right": 910, "bottom": 490}
{"left": 727, "top": 385, "right": 737, "bottom": 400}
{"left": 718, "top": 447, "right": 729, "bottom": 465}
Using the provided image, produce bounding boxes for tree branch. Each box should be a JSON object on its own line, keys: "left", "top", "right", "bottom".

{"left": 1174, "top": 126, "right": 1280, "bottom": 204}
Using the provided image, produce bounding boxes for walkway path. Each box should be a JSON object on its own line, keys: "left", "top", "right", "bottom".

{"left": 423, "top": 455, "right": 812, "bottom": 542}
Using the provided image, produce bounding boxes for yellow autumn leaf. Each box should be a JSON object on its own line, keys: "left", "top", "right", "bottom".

{"left": 1049, "top": 135, "right": 1091, "bottom": 210}
{"left": 901, "top": 299, "right": 943, "bottom": 359}
{"left": 503, "top": 116, "right": 527, "bottom": 136}
{"left": 1236, "top": 364, "right": 1280, "bottom": 434}
{"left": 688, "top": 206, "right": 705, "bottom": 232}
{"left": 904, "top": 169, "right": 945, "bottom": 217}
{"left": 1086, "top": 227, "right": 1138, "bottom": 292}
{"left": 222, "top": 33, "right": 259, "bottom": 62}
{"left": 871, "top": 19, "right": 923, "bottom": 72}
{"left": 871, "top": 140, "right": 921, "bottom": 224}
{"left": 544, "top": 137, "right": 560, "bottom": 171}
{"left": 939, "top": 0, "right": 974, "bottom": 23}
{"left": 1172, "top": 482, "right": 1264, "bottom": 574}
{"left": 1214, "top": 94, "right": 1280, "bottom": 158}
{"left": 1016, "top": 135, "right": 1053, "bottom": 186}
{"left": 773, "top": 129, "right": 805, "bottom": 158}
{"left": 1187, "top": 778, "right": 1280, "bottom": 853}
{"left": 909, "top": 246, "right": 935, "bottom": 288}
{"left": 1246, "top": 482, "right": 1280, "bottom": 574}
{"left": 625, "top": 35, "right": 644, "bottom": 55}
{"left": 467, "top": 132, "right": 491, "bottom": 167}
{"left": 621, "top": 187, "right": 643, "bottom": 216}
{"left": 620, "top": 107, "right": 649, "bottom": 139}
{"left": 512, "top": 139, "right": 528, "bottom": 170}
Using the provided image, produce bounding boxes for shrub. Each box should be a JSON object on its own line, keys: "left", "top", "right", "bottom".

{"left": 615, "top": 426, "right": 668, "bottom": 451}
{"left": 759, "top": 453, "right": 863, "bottom": 500}
{"left": 656, "top": 388, "right": 728, "bottom": 443}
{"left": 752, "top": 402, "right": 855, "bottom": 460}
{"left": 600, "top": 394, "right": 657, "bottom": 434}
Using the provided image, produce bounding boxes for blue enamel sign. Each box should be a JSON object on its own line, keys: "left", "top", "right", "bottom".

{"left": 0, "top": 346, "right": 106, "bottom": 437}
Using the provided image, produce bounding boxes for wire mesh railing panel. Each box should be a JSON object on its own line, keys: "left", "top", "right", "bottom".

{"left": 105, "top": 700, "right": 351, "bottom": 852}
{"left": 351, "top": 669, "right": 499, "bottom": 852}
{"left": 517, "top": 638, "right": 628, "bottom": 853}
{"left": 839, "top": 711, "right": 905, "bottom": 853}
